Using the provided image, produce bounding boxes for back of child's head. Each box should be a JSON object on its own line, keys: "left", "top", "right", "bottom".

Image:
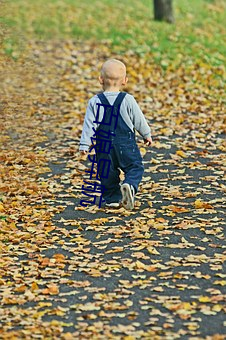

{"left": 100, "top": 59, "right": 126, "bottom": 87}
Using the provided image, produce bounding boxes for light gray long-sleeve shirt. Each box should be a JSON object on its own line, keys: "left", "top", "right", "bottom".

{"left": 79, "top": 91, "right": 151, "bottom": 151}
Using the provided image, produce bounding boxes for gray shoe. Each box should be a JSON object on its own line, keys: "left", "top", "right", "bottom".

{"left": 120, "top": 183, "right": 135, "bottom": 210}
{"left": 105, "top": 202, "right": 121, "bottom": 208}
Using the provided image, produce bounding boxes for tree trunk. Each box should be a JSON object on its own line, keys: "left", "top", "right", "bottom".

{"left": 153, "top": 0, "right": 174, "bottom": 23}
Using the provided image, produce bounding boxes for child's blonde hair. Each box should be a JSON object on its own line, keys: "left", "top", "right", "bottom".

{"left": 100, "top": 59, "right": 126, "bottom": 87}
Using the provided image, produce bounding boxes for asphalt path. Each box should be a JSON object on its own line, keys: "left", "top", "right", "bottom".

{"left": 32, "top": 125, "right": 225, "bottom": 339}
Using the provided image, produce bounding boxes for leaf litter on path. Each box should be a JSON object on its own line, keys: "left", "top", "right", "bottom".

{"left": 0, "top": 40, "right": 225, "bottom": 339}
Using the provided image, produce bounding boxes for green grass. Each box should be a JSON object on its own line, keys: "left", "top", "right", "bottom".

{"left": 1, "top": 0, "right": 225, "bottom": 65}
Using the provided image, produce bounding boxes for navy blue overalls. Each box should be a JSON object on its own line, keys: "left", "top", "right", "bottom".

{"left": 95, "top": 92, "right": 144, "bottom": 204}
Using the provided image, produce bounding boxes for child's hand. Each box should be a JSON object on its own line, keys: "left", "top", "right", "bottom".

{"left": 144, "top": 137, "right": 152, "bottom": 146}
{"left": 80, "top": 150, "right": 88, "bottom": 155}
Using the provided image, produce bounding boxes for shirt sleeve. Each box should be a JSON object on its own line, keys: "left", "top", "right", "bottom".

{"left": 79, "top": 99, "right": 97, "bottom": 151}
{"left": 128, "top": 95, "right": 151, "bottom": 139}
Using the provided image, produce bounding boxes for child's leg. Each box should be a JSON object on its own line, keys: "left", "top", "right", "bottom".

{"left": 96, "top": 149, "right": 122, "bottom": 204}
{"left": 117, "top": 142, "right": 144, "bottom": 193}
{"left": 100, "top": 167, "right": 122, "bottom": 203}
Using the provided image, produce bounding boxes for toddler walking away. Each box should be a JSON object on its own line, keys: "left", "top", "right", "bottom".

{"left": 79, "top": 59, "right": 152, "bottom": 210}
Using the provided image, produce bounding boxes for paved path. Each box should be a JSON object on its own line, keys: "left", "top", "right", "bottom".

{"left": 0, "top": 41, "right": 225, "bottom": 339}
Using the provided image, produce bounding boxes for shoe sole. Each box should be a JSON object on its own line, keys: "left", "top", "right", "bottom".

{"left": 105, "top": 203, "right": 120, "bottom": 208}
{"left": 120, "top": 183, "right": 134, "bottom": 210}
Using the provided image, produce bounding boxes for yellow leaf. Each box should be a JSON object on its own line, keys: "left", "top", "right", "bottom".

{"left": 140, "top": 147, "right": 146, "bottom": 156}
{"left": 33, "top": 309, "right": 51, "bottom": 319}
{"left": 31, "top": 282, "right": 39, "bottom": 292}
{"left": 194, "top": 199, "right": 213, "bottom": 209}
{"left": 176, "top": 150, "right": 187, "bottom": 158}
{"left": 53, "top": 253, "right": 66, "bottom": 262}
{"left": 135, "top": 260, "right": 157, "bottom": 272}
{"left": 155, "top": 224, "right": 167, "bottom": 230}
{"left": 106, "top": 247, "right": 124, "bottom": 254}
{"left": 50, "top": 320, "right": 60, "bottom": 326}
{"left": 14, "top": 285, "right": 27, "bottom": 293}
{"left": 70, "top": 236, "right": 85, "bottom": 243}
{"left": 135, "top": 260, "right": 147, "bottom": 269}
{"left": 187, "top": 323, "right": 199, "bottom": 331}
{"left": 182, "top": 302, "right": 193, "bottom": 310}
{"left": 151, "top": 158, "right": 160, "bottom": 164}
{"left": 48, "top": 284, "right": 59, "bottom": 295}
{"left": 212, "top": 304, "right": 223, "bottom": 312}
{"left": 0, "top": 203, "right": 5, "bottom": 212}
{"left": 42, "top": 284, "right": 59, "bottom": 295}
{"left": 153, "top": 286, "right": 164, "bottom": 292}
{"left": 214, "top": 280, "right": 226, "bottom": 286}
{"left": 62, "top": 333, "right": 74, "bottom": 340}
{"left": 198, "top": 296, "right": 211, "bottom": 303}
{"left": 92, "top": 218, "right": 108, "bottom": 225}
{"left": 147, "top": 246, "right": 160, "bottom": 255}
{"left": 37, "top": 302, "right": 52, "bottom": 309}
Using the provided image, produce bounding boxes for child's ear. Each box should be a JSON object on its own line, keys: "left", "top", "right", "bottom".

{"left": 122, "top": 76, "right": 128, "bottom": 85}
{"left": 99, "top": 76, "right": 104, "bottom": 84}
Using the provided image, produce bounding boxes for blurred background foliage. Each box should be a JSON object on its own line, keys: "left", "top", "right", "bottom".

{"left": 0, "top": 0, "right": 225, "bottom": 67}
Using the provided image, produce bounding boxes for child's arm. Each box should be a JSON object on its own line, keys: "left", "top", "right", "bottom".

{"left": 128, "top": 95, "right": 152, "bottom": 145}
{"left": 79, "top": 99, "right": 96, "bottom": 152}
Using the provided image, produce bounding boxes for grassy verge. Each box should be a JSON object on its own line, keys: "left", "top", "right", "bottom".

{"left": 1, "top": 0, "right": 225, "bottom": 66}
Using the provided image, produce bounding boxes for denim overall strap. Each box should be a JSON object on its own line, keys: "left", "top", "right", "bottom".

{"left": 97, "top": 92, "right": 127, "bottom": 109}
{"left": 96, "top": 92, "right": 131, "bottom": 139}
{"left": 96, "top": 92, "right": 126, "bottom": 135}
{"left": 112, "top": 92, "right": 127, "bottom": 108}
{"left": 97, "top": 92, "right": 127, "bottom": 129}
